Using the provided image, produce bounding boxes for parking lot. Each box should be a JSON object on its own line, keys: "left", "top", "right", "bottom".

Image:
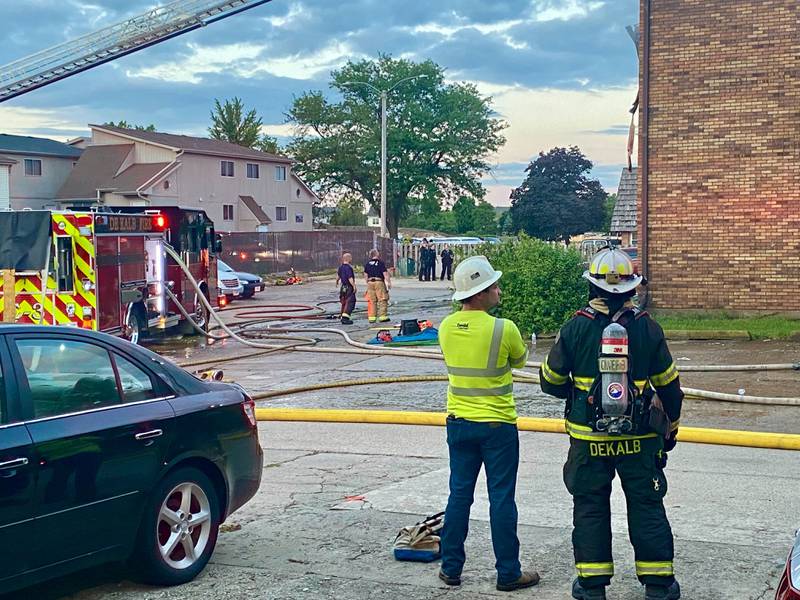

{"left": 7, "top": 278, "right": 799, "bottom": 600}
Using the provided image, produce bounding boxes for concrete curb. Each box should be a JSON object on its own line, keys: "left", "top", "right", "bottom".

{"left": 665, "top": 329, "right": 751, "bottom": 340}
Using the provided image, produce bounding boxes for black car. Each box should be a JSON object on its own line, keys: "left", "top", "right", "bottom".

{"left": 0, "top": 325, "right": 263, "bottom": 594}
{"left": 235, "top": 270, "right": 264, "bottom": 299}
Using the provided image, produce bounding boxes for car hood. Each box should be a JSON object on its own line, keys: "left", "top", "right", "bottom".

{"left": 236, "top": 272, "right": 261, "bottom": 282}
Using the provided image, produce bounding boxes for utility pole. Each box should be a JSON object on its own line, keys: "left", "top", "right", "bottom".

{"left": 341, "top": 74, "right": 428, "bottom": 238}
{"left": 380, "top": 91, "right": 388, "bottom": 238}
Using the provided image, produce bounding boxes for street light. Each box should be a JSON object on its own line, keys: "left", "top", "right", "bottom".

{"left": 341, "top": 74, "right": 428, "bottom": 238}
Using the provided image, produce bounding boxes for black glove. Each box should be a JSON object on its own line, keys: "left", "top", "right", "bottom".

{"left": 655, "top": 450, "right": 668, "bottom": 470}
{"left": 664, "top": 429, "right": 678, "bottom": 452}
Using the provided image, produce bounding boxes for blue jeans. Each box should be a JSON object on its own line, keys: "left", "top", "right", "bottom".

{"left": 441, "top": 417, "right": 522, "bottom": 585}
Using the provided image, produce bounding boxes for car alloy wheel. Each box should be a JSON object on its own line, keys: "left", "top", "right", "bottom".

{"left": 157, "top": 482, "right": 212, "bottom": 570}
{"left": 132, "top": 467, "right": 220, "bottom": 585}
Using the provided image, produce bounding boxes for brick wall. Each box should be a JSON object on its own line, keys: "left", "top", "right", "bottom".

{"left": 639, "top": 0, "right": 800, "bottom": 313}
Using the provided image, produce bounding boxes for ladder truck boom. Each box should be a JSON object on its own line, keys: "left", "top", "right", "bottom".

{"left": 0, "top": 0, "right": 274, "bottom": 103}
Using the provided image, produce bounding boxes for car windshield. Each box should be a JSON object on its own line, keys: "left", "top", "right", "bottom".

{"left": 218, "top": 260, "right": 233, "bottom": 272}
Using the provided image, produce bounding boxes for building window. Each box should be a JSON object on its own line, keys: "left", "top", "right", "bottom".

{"left": 223, "top": 204, "right": 234, "bottom": 221}
{"left": 24, "top": 159, "right": 42, "bottom": 176}
{"left": 275, "top": 166, "right": 286, "bottom": 181}
{"left": 276, "top": 206, "right": 287, "bottom": 221}
{"left": 246, "top": 163, "right": 260, "bottom": 179}
{"left": 220, "top": 161, "right": 234, "bottom": 177}
{"left": 296, "top": 188, "right": 301, "bottom": 198}
{"left": 295, "top": 213, "right": 304, "bottom": 224}
{"left": 163, "top": 180, "right": 170, "bottom": 190}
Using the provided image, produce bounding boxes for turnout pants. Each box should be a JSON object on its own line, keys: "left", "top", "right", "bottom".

{"left": 339, "top": 285, "right": 356, "bottom": 319}
{"left": 563, "top": 436, "right": 674, "bottom": 589}
{"left": 366, "top": 280, "right": 389, "bottom": 321}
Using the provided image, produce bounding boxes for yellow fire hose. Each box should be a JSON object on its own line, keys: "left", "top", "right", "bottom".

{"left": 255, "top": 408, "right": 800, "bottom": 451}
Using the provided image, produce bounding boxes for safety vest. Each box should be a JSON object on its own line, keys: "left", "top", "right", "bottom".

{"left": 439, "top": 310, "right": 528, "bottom": 424}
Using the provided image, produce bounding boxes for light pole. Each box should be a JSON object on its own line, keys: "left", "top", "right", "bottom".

{"left": 341, "top": 74, "right": 427, "bottom": 238}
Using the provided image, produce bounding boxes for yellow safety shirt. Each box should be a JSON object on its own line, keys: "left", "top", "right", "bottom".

{"left": 439, "top": 310, "right": 528, "bottom": 424}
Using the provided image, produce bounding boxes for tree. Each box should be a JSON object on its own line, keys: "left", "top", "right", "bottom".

{"left": 602, "top": 193, "right": 617, "bottom": 232}
{"left": 209, "top": 97, "right": 263, "bottom": 148}
{"left": 329, "top": 198, "right": 366, "bottom": 226}
{"left": 508, "top": 147, "right": 607, "bottom": 243}
{"left": 256, "top": 134, "right": 280, "bottom": 154}
{"left": 286, "top": 55, "right": 506, "bottom": 238}
{"left": 105, "top": 120, "right": 156, "bottom": 131}
{"left": 452, "top": 196, "right": 476, "bottom": 233}
{"left": 473, "top": 200, "right": 498, "bottom": 235}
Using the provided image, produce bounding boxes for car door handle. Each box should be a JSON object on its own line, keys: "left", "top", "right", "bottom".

{"left": 0, "top": 458, "right": 29, "bottom": 471}
{"left": 135, "top": 429, "right": 163, "bottom": 441}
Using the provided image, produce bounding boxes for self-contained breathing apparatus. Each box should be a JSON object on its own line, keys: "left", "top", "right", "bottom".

{"left": 586, "top": 318, "right": 648, "bottom": 435}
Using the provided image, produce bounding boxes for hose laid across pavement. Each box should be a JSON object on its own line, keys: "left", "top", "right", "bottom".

{"left": 255, "top": 408, "right": 800, "bottom": 451}
{"left": 161, "top": 245, "right": 800, "bottom": 406}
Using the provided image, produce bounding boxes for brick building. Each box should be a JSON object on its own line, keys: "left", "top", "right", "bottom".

{"left": 638, "top": 0, "right": 800, "bottom": 313}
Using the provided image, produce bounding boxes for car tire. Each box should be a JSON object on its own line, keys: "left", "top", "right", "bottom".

{"left": 132, "top": 467, "right": 221, "bottom": 586}
{"left": 124, "top": 304, "right": 146, "bottom": 345}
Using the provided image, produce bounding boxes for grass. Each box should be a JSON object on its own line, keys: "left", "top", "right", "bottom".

{"left": 654, "top": 314, "right": 800, "bottom": 340}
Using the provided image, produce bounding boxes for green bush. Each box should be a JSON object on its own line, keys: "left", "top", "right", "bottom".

{"left": 479, "top": 235, "right": 587, "bottom": 335}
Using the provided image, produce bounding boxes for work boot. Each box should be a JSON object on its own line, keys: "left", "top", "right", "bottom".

{"left": 496, "top": 571, "right": 540, "bottom": 592}
{"left": 645, "top": 581, "right": 681, "bottom": 600}
{"left": 572, "top": 579, "right": 607, "bottom": 599}
{"left": 438, "top": 569, "right": 461, "bottom": 586}
{"left": 340, "top": 317, "right": 354, "bottom": 325}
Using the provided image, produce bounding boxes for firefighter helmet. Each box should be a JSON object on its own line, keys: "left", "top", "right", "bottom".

{"left": 452, "top": 255, "right": 502, "bottom": 301}
{"left": 583, "top": 248, "right": 642, "bottom": 294}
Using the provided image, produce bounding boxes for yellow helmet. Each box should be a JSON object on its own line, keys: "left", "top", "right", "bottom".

{"left": 583, "top": 248, "right": 642, "bottom": 294}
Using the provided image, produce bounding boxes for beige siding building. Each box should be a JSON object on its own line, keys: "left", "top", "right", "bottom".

{"left": 57, "top": 125, "right": 316, "bottom": 232}
{"left": 0, "top": 134, "right": 82, "bottom": 210}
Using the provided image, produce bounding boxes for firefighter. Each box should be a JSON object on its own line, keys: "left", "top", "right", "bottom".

{"left": 438, "top": 255, "right": 540, "bottom": 592}
{"left": 539, "top": 248, "right": 682, "bottom": 600}
{"left": 364, "top": 248, "right": 391, "bottom": 323}
{"left": 336, "top": 252, "right": 356, "bottom": 325}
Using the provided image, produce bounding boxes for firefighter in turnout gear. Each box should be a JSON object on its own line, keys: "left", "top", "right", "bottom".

{"left": 540, "top": 248, "right": 683, "bottom": 600}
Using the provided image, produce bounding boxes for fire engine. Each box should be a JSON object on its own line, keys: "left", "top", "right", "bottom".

{"left": 112, "top": 206, "right": 220, "bottom": 327}
{"left": 0, "top": 209, "right": 211, "bottom": 343}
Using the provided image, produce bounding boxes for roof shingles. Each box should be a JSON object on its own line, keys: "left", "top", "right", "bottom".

{"left": 91, "top": 124, "right": 292, "bottom": 164}
{"left": 610, "top": 167, "right": 638, "bottom": 233}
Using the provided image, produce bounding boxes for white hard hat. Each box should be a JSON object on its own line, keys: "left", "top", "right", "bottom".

{"left": 583, "top": 248, "right": 642, "bottom": 294}
{"left": 452, "top": 255, "right": 502, "bottom": 301}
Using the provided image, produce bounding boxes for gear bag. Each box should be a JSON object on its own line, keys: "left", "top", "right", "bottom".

{"left": 392, "top": 512, "right": 444, "bottom": 562}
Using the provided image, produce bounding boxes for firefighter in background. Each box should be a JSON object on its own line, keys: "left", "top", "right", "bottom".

{"left": 540, "top": 248, "right": 683, "bottom": 600}
{"left": 364, "top": 248, "right": 391, "bottom": 323}
{"left": 336, "top": 252, "right": 356, "bottom": 325}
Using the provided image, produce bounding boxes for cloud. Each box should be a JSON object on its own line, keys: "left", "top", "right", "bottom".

{"left": 534, "top": 0, "right": 606, "bottom": 22}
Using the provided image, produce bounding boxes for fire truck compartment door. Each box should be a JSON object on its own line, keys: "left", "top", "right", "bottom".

{"left": 120, "top": 289, "right": 143, "bottom": 304}
{"left": 0, "top": 211, "right": 51, "bottom": 270}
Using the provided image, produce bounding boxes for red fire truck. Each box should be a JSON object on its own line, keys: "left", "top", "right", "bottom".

{"left": 0, "top": 209, "right": 212, "bottom": 343}
{"left": 112, "top": 206, "right": 220, "bottom": 329}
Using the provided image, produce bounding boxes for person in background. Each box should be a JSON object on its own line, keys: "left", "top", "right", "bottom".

{"left": 437, "top": 255, "right": 540, "bottom": 593}
{"left": 419, "top": 239, "right": 430, "bottom": 281}
{"left": 364, "top": 249, "right": 391, "bottom": 323}
{"left": 440, "top": 244, "right": 454, "bottom": 281}
{"left": 427, "top": 241, "right": 437, "bottom": 281}
{"left": 335, "top": 252, "right": 356, "bottom": 325}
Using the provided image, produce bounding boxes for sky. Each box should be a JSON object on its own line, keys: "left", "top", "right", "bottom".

{"left": 0, "top": 0, "right": 641, "bottom": 206}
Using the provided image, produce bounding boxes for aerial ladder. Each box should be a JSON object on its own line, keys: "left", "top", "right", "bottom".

{"left": 0, "top": 0, "right": 274, "bottom": 103}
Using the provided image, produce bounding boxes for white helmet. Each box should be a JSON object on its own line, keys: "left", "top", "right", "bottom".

{"left": 582, "top": 248, "right": 642, "bottom": 294}
{"left": 452, "top": 255, "right": 502, "bottom": 301}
